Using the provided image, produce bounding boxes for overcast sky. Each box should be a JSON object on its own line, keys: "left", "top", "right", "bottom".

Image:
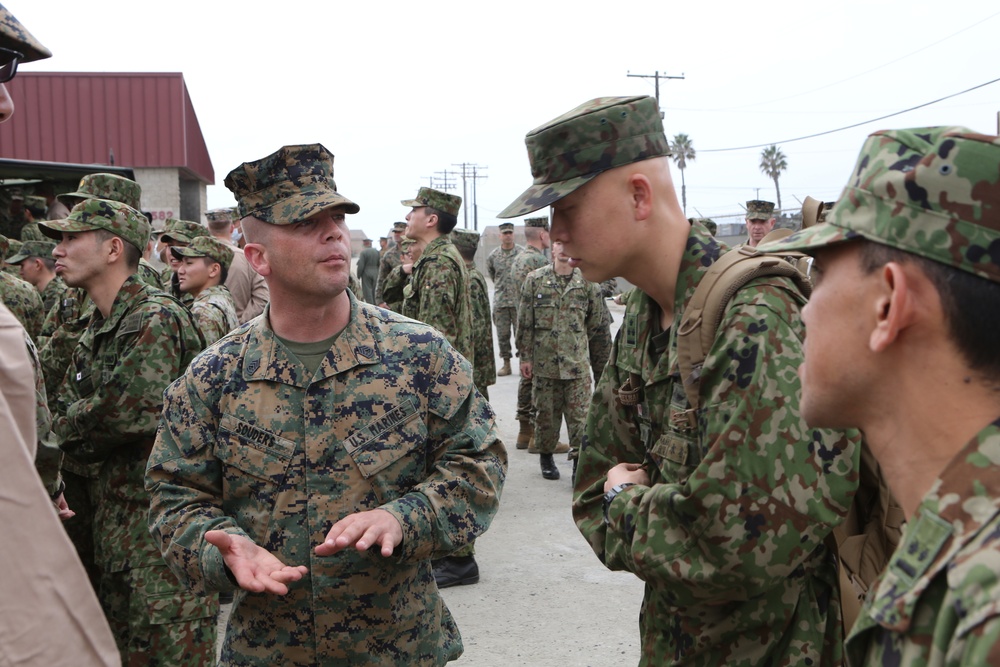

{"left": 14, "top": 0, "right": 1000, "bottom": 239}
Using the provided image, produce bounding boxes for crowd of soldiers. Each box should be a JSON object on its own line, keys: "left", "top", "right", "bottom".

{"left": 7, "top": 3, "right": 1000, "bottom": 667}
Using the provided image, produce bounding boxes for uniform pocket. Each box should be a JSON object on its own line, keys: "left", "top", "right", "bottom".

{"left": 345, "top": 399, "right": 428, "bottom": 504}
{"left": 216, "top": 414, "right": 295, "bottom": 491}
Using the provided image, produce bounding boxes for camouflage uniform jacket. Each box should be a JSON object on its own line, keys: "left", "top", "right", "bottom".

{"left": 0, "top": 271, "right": 43, "bottom": 340}
{"left": 402, "top": 235, "right": 473, "bottom": 363}
{"left": 39, "top": 276, "right": 68, "bottom": 322}
{"left": 573, "top": 224, "right": 860, "bottom": 666}
{"left": 146, "top": 294, "right": 507, "bottom": 666}
{"left": 517, "top": 265, "right": 611, "bottom": 382}
{"left": 190, "top": 284, "right": 240, "bottom": 345}
{"left": 375, "top": 243, "right": 402, "bottom": 304}
{"left": 509, "top": 245, "right": 548, "bottom": 310}
{"left": 54, "top": 274, "right": 204, "bottom": 572}
{"left": 845, "top": 418, "right": 1000, "bottom": 667}
{"left": 486, "top": 243, "right": 524, "bottom": 310}
{"left": 469, "top": 265, "right": 496, "bottom": 393}
{"left": 380, "top": 264, "right": 409, "bottom": 314}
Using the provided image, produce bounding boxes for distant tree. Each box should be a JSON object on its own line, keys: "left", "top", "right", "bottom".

{"left": 669, "top": 133, "right": 696, "bottom": 216}
{"left": 759, "top": 144, "right": 788, "bottom": 211}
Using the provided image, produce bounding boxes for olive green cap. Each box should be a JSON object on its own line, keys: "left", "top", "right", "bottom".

{"left": 59, "top": 173, "right": 142, "bottom": 210}
{"left": 170, "top": 236, "right": 234, "bottom": 271}
{"left": 7, "top": 239, "right": 55, "bottom": 264}
{"left": 746, "top": 200, "right": 775, "bottom": 221}
{"left": 450, "top": 228, "right": 480, "bottom": 255}
{"left": 159, "top": 218, "right": 210, "bottom": 244}
{"left": 401, "top": 187, "right": 462, "bottom": 217}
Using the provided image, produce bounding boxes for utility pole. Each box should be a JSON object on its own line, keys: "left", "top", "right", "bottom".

{"left": 452, "top": 162, "right": 486, "bottom": 229}
{"left": 626, "top": 70, "right": 685, "bottom": 118}
{"left": 470, "top": 165, "right": 488, "bottom": 230}
{"left": 433, "top": 170, "right": 458, "bottom": 193}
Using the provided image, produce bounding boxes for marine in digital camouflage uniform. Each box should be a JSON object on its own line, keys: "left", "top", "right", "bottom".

{"left": 146, "top": 144, "right": 506, "bottom": 666}
{"left": 743, "top": 199, "right": 776, "bottom": 248}
{"left": 486, "top": 221, "right": 524, "bottom": 373}
{"left": 761, "top": 126, "right": 1000, "bottom": 667}
{"left": 517, "top": 242, "right": 611, "bottom": 480}
{"left": 172, "top": 235, "right": 240, "bottom": 345}
{"left": 509, "top": 217, "right": 551, "bottom": 448}
{"left": 41, "top": 199, "right": 214, "bottom": 666}
{"left": 500, "top": 95, "right": 860, "bottom": 666}
{"left": 375, "top": 221, "right": 406, "bottom": 306}
{"left": 453, "top": 228, "right": 496, "bottom": 400}
{"left": 400, "top": 187, "right": 474, "bottom": 363}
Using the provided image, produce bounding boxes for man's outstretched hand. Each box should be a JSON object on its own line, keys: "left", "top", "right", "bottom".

{"left": 315, "top": 509, "right": 403, "bottom": 558}
{"left": 205, "top": 530, "right": 308, "bottom": 595}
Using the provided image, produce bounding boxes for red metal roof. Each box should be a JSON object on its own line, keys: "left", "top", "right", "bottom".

{"left": 0, "top": 72, "right": 214, "bottom": 184}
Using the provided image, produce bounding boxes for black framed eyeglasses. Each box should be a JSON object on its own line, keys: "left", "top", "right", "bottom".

{"left": 0, "top": 47, "right": 24, "bottom": 84}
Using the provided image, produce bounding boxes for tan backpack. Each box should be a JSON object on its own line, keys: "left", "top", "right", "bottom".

{"left": 676, "top": 236, "right": 904, "bottom": 632}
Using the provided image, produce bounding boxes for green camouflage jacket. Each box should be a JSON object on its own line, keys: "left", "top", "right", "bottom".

{"left": 39, "top": 276, "right": 67, "bottom": 321}
{"left": 190, "top": 284, "right": 239, "bottom": 345}
{"left": 573, "top": 224, "right": 860, "bottom": 666}
{"left": 517, "top": 264, "right": 611, "bottom": 382}
{"left": 0, "top": 271, "right": 43, "bottom": 340}
{"left": 486, "top": 244, "right": 524, "bottom": 310}
{"left": 375, "top": 243, "right": 402, "bottom": 304}
{"left": 402, "top": 235, "right": 473, "bottom": 363}
{"left": 380, "top": 264, "right": 408, "bottom": 314}
{"left": 846, "top": 418, "right": 1000, "bottom": 667}
{"left": 54, "top": 274, "right": 204, "bottom": 572}
{"left": 469, "top": 265, "right": 496, "bottom": 393}
{"left": 509, "top": 245, "right": 548, "bottom": 308}
{"left": 147, "top": 294, "right": 507, "bottom": 666}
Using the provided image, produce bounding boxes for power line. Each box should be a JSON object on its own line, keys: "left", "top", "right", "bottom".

{"left": 700, "top": 75, "right": 1000, "bottom": 153}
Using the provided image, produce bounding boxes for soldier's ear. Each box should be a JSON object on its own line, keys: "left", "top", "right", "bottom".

{"left": 243, "top": 243, "right": 271, "bottom": 278}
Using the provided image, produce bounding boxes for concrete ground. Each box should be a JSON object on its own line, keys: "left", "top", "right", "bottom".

{"left": 217, "top": 293, "right": 645, "bottom": 665}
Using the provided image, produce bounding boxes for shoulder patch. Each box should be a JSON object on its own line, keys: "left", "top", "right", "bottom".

{"left": 117, "top": 312, "right": 143, "bottom": 337}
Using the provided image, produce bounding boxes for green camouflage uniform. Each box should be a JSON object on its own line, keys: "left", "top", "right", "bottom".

{"left": 757, "top": 126, "right": 1000, "bottom": 667}
{"left": 402, "top": 235, "right": 474, "bottom": 363}
{"left": 574, "top": 224, "right": 859, "bottom": 666}
{"left": 517, "top": 265, "right": 610, "bottom": 457}
{"left": 468, "top": 265, "right": 496, "bottom": 400}
{"left": 375, "top": 242, "right": 402, "bottom": 305}
{"left": 509, "top": 245, "right": 549, "bottom": 421}
{"left": 147, "top": 294, "right": 507, "bottom": 666}
{"left": 380, "top": 263, "right": 409, "bottom": 313}
{"left": 0, "top": 271, "right": 43, "bottom": 340}
{"left": 53, "top": 273, "right": 214, "bottom": 666}
{"left": 189, "top": 284, "right": 239, "bottom": 345}
{"left": 38, "top": 275, "right": 68, "bottom": 322}
{"left": 486, "top": 243, "right": 524, "bottom": 360}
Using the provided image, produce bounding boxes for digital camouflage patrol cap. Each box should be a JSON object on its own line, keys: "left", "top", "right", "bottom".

{"left": 450, "top": 228, "right": 480, "bottom": 256}
{"left": 7, "top": 239, "right": 55, "bottom": 264}
{"left": 170, "top": 235, "right": 234, "bottom": 271}
{"left": 225, "top": 143, "right": 360, "bottom": 224}
{"left": 0, "top": 3, "right": 51, "bottom": 63}
{"left": 401, "top": 187, "right": 462, "bottom": 217}
{"left": 760, "top": 126, "right": 1000, "bottom": 284}
{"left": 745, "top": 200, "right": 775, "bottom": 221}
{"left": 159, "top": 218, "right": 210, "bottom": 244}
{"left": 392, "top": 221, "right": 406, "bottom": 233}
{"left": 498, "top": 95, "right": 670, "bottom": 218}
{"left": 524, "top": 216, "right": 549, "bottom": 230}
{"left": 40, "top": 199, "right": 151, "bottom": 251}
{"left": 59, "top": 173, "right": 142, "bottom": 210}
{"left": 498, "top": 222, "right": 514, "bottom": 232}
{"left": 205, "top": 207, "right": 236, "bottom": 224}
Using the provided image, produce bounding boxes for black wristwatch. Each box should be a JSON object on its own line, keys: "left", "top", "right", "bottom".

{"left": 603, "top": 482, "right": 636, "bottom": 525}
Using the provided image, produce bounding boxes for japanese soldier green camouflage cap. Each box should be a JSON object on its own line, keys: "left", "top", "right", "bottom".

{"left": 401, "top": 187, "right": 462, "bottom": 217}
{"left": 40, "top": 199, "right": 151, "bottom": 251}
{"left": 760, "top": 126, "right": 1000, "bottom": 283}
{"left": 451, "top": 228, "right": 480, "bottom": 255}
{"left": 524, "top": 216, "right": 549, "bottom": 230}
{"left": 498, "top": 222, "right": 514, "bottom": 232}
{"left": 170, "top": 235, "right": 234, "bottom": 271}
{"left": 59, "top": 173, "right": 142, "bottom": 210}
{"left": 498, "top": 95, "right": 670, "bottom": 218}
{"left": 225, "top": 143, "right": 360, "bottom": 224}
{"left": 159, "top": 218, "right": 210, "bottom": 244}
{"left": 7, "top": 239, "right": 55, "bottom": 264}
{"left": 745, "top": 200, "right": 775, "bottom": 220}
{"left": 6, "top": 237, "right": 19, "bottom": 258}
{"left": 392, "top": 221, "right": 406, "bottom": 233}
{"left": 0, "top": 3, "right": 51, "bottom": 62}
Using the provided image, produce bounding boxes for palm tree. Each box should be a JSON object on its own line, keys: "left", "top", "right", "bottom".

{"left": 759, "top": 144, "right": 788, "bottom": 211}
{"left": 670, "top": 134, "right": 696, "bottom": 216}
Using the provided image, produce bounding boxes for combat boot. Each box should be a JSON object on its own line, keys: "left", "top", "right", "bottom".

{"left": 516, "top": 420, "right": 533, "bottom": 450}
{"left": 498, "top": 359, "right": 511, "bottom": 376}
{"left": 529, "top": 439, "right": 569, "bottom": 455}
{"left": 540, "top": 453, "right": 560, "bottom": 480}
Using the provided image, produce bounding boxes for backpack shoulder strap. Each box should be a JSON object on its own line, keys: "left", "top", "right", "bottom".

{"left": 677, "top": 244, "right": 811, "bottom": 414}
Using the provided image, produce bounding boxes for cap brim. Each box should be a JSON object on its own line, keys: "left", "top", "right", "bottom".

{"left": 254, "top": 191, "right": 360, "bottom": 224}
{"left": 756, "top": 222, "right": 861, "bottom": 255}
{"left": 400, "top": 199, "right": 424, "bottom": 208}
{"left": 497, "top": 172, "right": 598, "bottom": 219}
{"left": 6, "top": 252, "right": 28, "bottom": 264}
{"left": 170, "top": 246, "right": 203, "bottom": 259}
{"left": 38, "top": 218, "right": 100, "bottom": 240}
